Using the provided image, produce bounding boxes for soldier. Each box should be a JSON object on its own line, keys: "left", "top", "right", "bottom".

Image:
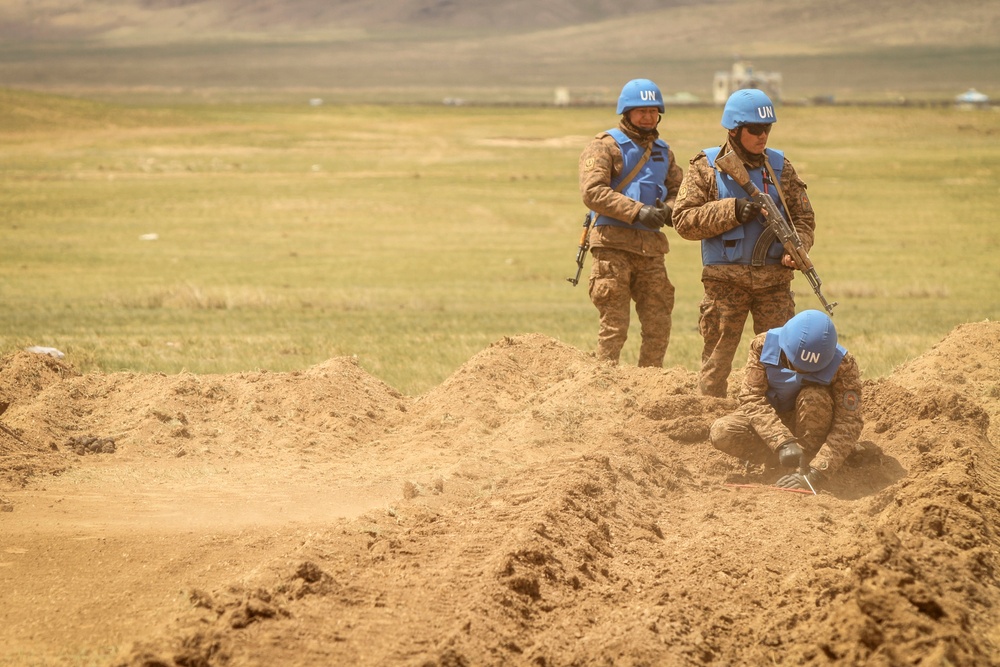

{"left": 709, "top": 310, "right": 863, "bottom": 491}
{"left": 578, "top": 78, "right": 684, "bottom": 367}
{"left": 673, "top": 89, "right": 815, "bottom": 397}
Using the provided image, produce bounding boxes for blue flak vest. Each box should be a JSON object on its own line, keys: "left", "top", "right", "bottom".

{"left": 593, "top": 128, "right": 670, "bottom": 232}
{"left": 702, "top": 147, "right": 786, "bottom": 266}
{"left": 760, "top": 329, "right": 847, "bottom": 413}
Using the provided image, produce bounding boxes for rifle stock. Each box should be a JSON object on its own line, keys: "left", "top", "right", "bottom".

{"left": 714, "top": 151, "right": 837, "bottom": 315}
{"left": 567, "top": 212, "right": 594, "bottom": 286}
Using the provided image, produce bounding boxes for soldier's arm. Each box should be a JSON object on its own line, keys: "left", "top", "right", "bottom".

{"left": 811, "top": 354, "right": 864, "bottom": 474}
{"left": 738, "top": 336, "right": 795, "bottom": 450}
{"left": 579, "top": 135, "right": 643, "bottom": 223}
{"left": 672, "top": 152, "right": 743, "bottom": 241}
{"left": 663, "top": 147, "right": 684, "bottom": 210}
{"left": 780, "top": 158, "right": 816, "bottom": 253}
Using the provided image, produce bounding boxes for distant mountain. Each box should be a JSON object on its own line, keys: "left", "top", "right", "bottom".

{"left": 0, "top": 0, "right": 692, "bottom": 39}
{"left": 2, "top": 0, "right": 996, "bottom": 45}
{"left": 0, "top": 0, "right": 996, "bottom": 101}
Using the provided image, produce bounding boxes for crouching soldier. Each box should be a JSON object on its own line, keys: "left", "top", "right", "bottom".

{"left": 709, "top": 310, "right": 863, "bottom": 492}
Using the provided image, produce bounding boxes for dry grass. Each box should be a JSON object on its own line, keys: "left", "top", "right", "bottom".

{"left": 0, "top": 94, "right": 998, "bottom": 394}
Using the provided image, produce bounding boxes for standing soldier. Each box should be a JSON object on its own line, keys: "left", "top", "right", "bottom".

{"left": 673, "top": 89, "right": 815, "bottom": 397}
{"left": 578, "top": 78, "right": 684, "bottom": 367}
{"left": 708, "top": 310, "right": 864, "bottom": 492}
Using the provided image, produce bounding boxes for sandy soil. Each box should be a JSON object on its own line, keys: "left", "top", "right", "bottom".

{"left": 1, "top": 322, "right": 998, "bottom": 667}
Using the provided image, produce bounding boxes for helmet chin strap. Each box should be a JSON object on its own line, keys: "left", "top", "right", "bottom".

{"left": 728, "top": 128, "right": 765, "bottom": 164}
{"left": 622, "top": 114, "right": 660, "bottom": 139}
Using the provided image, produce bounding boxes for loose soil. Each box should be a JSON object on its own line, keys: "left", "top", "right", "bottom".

{"left": 1, "top": 322, "right": 998, "bottom": 667}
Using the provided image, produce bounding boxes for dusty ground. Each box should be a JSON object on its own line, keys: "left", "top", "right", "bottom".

{"left": 1, "top": 322, "right": 998, "bottom": 667}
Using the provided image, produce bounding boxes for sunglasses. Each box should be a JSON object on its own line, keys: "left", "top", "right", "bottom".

{"left": 742, "top": 123, "right": 772, "bottom": 136}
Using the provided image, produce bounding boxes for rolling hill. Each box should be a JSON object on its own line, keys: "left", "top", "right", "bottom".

{"left": 0, "top": 0, "right": 997, "bottom": 103}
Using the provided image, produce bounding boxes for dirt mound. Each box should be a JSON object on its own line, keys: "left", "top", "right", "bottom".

{"left": 0, "top": 350, "right": 80, "bottom": 486}
{"left": 888, "top": 319, "right": 1000, "bottom": 442}
{"left": 1, "top": 353, "right": 407, "bottom": 475}
{"left": 1, "top": 323, "right": 998, "bottom": 666}
{"left": 0, "top": 349, "right": 79, "bottom": 404}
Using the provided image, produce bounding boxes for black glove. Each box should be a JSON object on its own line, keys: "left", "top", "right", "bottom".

{"left": 775, "top": 440, "right": 803, "bottom": 469}
{"left": 657, "top": 198, "right": 674, "bottom": 228}
{"left": 635, "top": 203, "right": 667, "bottom": 230}
{"left": 775, "top": 467, "right": 824, "bottom": 493}
{"left": 735, "top": 198, "right": 763, "bottom": 224}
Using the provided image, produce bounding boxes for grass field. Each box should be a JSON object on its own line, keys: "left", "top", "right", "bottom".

{"left": 1, "top": 89, "right": 998, "bottom": 394}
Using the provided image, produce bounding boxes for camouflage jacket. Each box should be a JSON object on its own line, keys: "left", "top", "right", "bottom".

{"left": 739, "top": 332, "right": 864, "bottom": 474}
{"left": 672, "top": 137, "right": 815, "bottom": 257}
{"left": 578, "top": 121, "right": 683, "bottom": 257}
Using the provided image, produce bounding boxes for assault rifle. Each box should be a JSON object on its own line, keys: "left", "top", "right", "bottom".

{"left": 715, "top": 151, "right": 837, "bottom": 315}
{"left": 566, "top": 211, "right": 594, "bottom": 286}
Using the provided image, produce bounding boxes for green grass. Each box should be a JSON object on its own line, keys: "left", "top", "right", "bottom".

{"left": 1, "top": 90, "right": 998, "bottom": 394}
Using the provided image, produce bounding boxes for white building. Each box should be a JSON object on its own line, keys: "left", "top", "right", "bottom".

{"left": 713, "top": 60, "right": 783, "bottom": 105}
{"left": 956, "top": 88, "right": 989, "bottom": 108}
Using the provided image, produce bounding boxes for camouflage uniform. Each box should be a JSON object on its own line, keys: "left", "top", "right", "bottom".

{"left": 673, "top": 137, "right": 815, "bottom": 396}
{"left": 710, "top": 332, "right": 864, "bottom": 475}
{"left": 579, "top": 120, "right": 683, "bottom": 367}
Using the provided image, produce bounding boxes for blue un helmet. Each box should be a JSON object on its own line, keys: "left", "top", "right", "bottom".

{"left": 721, "top": 88, "right": 777, "bottom": 129}
{"left": 617, "top": 79, "right": 664, "bottom": 114}
{"left": 778, "top": 310, "right": 838, "bottom": 373}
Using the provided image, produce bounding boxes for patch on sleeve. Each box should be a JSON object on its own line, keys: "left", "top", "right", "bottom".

{"left": 842, "top": 390, "right": 860, "bottom": 411}
{"left": 585, "top": 157, "right": 596, "bottom": 170}
{"left": 800, "top": 191, "right": 812, "bottom": 211}
{"left": 676, "top": 182, "right": 688, "bottom": 201}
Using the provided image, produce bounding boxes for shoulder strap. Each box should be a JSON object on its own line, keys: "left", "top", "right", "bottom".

{"left": 762, "top": 150, "right": 793, "bottom": 215}
{"left": 615, "top": 145, "right": 652, "bottom": 193}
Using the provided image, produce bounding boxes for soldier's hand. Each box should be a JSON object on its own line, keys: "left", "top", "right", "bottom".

{"left": 735, "top": 198, "right": 763, "bottom": 224}
{"left": 656, "top": 198, "right": 674, "bottom": 228}
{"left": 775, "top": 440, "right": 803, "bottom": 469}
{"left": 635, "top": 204, "right": 667, "bottom": 229}
{"left": 775, "top": 467, "right": 824, "bottom": 493}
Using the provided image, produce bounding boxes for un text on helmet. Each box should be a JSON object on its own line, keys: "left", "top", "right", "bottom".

{"left": 800, "top": 349, "right": 822, "bottom": 365}
{"left": 757, "top": 106, "right": 775, "bottom": 120}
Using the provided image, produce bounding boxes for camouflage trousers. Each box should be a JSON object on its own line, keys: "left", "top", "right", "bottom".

{"left": 709, "top": 384, "right": 835, "bottom": 466}
{"left": 698, "top": 269, "right": 795, "bottom": 397}
{"left": 588, "top": 247, "right": 675, "bottom": 367}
